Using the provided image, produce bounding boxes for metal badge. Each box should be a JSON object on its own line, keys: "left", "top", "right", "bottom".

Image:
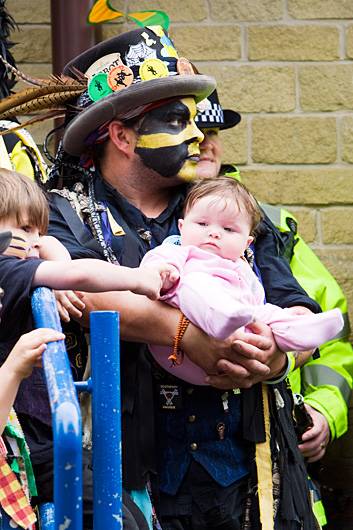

{"left": 107, "top": 65, "right": 134, "bottom": 91}
{"left": 139, "top": 58, "right": 169, "bottom": 81}
{"left": 177, "top": 57, "right": 194, "bottom": 76}
{"left": 88, "top": 72, "right": 113, "bottom": 102}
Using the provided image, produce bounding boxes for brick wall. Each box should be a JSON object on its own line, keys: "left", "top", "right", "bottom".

{"left": 7, "top": 0, "right": 353, "bottom": 323}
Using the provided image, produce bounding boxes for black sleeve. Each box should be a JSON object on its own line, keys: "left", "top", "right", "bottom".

{"left": 254, "top": 215, "right": 321, "bottom": 314}
{"left": 48, "top": 196, "right": 103, "bottom": 260}
{"left": 0, "top": 255, "right": 44, "bottom": 352}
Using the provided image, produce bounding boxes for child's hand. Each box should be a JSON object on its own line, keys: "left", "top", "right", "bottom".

{"left": 160, "top": 264, "right": 180, "bottom": 293}
{"left": 136, "top": 264, "right": 180, "bottom": 300}
{"left": 6, "top": 328, "right": 66, "bottom": 379}
{"left": 54, "top": 290, "right": 86, "bottom": 322}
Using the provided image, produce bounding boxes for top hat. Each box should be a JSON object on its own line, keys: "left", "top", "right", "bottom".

{"left": 62, "top": 26, "right": 216, "bottom": 156}
{"left": 195, "top": 89, "right": 241, "bottom": 130}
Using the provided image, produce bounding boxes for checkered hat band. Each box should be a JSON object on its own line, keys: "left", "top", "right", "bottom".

{"left": 195, "top": 103, "right": 224, "bottom": 125}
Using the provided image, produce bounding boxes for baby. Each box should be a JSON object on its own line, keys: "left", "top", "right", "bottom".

{"left": 142, "top": 176, "right": 343, "bottom": 385}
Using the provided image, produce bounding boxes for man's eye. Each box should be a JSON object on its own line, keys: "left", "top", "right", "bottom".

{"left": 169, "top": 116, "right": 187, "bottom": 127}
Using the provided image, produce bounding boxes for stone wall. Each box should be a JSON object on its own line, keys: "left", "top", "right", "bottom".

{"left": 7, "top": 0, "right": 353, "bottom": 324}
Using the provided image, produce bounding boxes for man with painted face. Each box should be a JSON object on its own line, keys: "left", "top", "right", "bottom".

{"left": 34, "top": 27, "right": 320, "bottom": 530}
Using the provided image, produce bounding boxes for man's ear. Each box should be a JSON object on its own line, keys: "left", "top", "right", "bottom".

{"left": 108, "top": 120, "right": 136, "bottom": 156}
{"left": 178, "top": 218, "right": 184, "bottom": 232}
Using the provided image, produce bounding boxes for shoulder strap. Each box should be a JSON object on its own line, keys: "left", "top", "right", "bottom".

{"left": 51, "top": 193, "right": 103, "bottom": 254}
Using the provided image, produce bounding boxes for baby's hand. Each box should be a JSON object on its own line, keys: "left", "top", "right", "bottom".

{"left": 54, "top": 290, "right": 86, "bottom": 322}
{"left": 160, "top": 264, "right": 180, "bottom": 293}
{"left": 6, "top": 328, "right": 65, "bottom": 379}
{"left": 135, "top": 264, "right": 180, "bottom": 300}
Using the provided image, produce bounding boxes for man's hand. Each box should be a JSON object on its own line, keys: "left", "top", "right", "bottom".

{"left": 183, "top": 320, "right": 287, "bottom": 390}
{"left": 298, "top": 404, "right": 330, "bottom": 462}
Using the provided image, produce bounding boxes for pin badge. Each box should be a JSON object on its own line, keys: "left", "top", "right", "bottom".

{"left": 107, "top": 65, "right": 134, "bottom": 91}
{"left": 139, "top": 58, "right": 169, "bottom": 81}
{"left": 85, "top": 52, "right": 123, "bottom": 80}
{"left": 88, "top": 72, "right": 113, "bottom": 102}
{"left": 177, "top": 57, "right": 194, "bottom": 76}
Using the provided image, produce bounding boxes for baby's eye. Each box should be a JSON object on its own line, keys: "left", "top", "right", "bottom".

{"left": 197, "top": 221, "right": 207, "bottom": 227}
{"left": 20, "top": 225, "right": 32, "bottom": 233}
{"left": 224, "top": 227, "right": 235, "bottom": 232}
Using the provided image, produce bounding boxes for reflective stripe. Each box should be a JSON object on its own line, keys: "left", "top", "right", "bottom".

{"left": 302, "top": 365, "right": 351, "bottom": 403}
{"left": 332, "top": 312, "right": 351, "bottom": 340}
{"left": 260, "top": 203, "right": 281, "bottom": 226}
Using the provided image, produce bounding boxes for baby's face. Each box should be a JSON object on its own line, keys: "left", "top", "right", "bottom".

{"left": 0, "top": 217, "right": 41, "bottom": 259}
{"left": 178, "top": 194, "right": 254, "bottom": 261}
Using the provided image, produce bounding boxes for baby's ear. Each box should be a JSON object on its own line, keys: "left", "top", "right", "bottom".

{"left": 246, "top": 235, "right": 254, "bottom": 248}
{"left": 178, "top": 218, "right": 184, "bottom": 232}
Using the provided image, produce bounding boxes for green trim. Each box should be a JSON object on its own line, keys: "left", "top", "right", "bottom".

{"left": 302, "top": 365, "right": 351, "bottom": 404}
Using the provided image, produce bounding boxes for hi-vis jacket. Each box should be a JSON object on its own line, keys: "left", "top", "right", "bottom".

{"left": 262, "top": 203, "right": 353, "bottom": 440}
{"left": 0, "top": 120, "right": 47, "bottom": 182}
{"left": 225, "top": 165, "right": 353, "bottom": 440}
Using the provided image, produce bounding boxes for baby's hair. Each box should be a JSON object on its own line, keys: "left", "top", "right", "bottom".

{"left": 183, "top": 176, "right": 263, "bottom": 234}
{"left": 0, "top": 168, "right": 49, "bottom": 234}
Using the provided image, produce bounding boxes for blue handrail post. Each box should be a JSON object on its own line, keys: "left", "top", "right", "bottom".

{"left": 90, "top": 311, "right": 122, "bottom": 530}
{"left": 31, "top": 287, "right": 83, "bottom": 530}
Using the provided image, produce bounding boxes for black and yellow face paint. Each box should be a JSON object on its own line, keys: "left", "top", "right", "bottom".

{"left": 135, "top": 97, "right": 204, "bottom": 182}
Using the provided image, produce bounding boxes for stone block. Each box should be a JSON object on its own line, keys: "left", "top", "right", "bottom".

{"left": 249, "top": 25, "right": 339, "bottom": 61}
{"left": 299, "top": 65, "right": 353, "bottom": 111}
{"left": 322, "top": 208, "right": 353, "bottom": 244}
{"left": 7, "top": 0, "right": 50, "bottom": 23}
{"left": 171, "top": 25, "right": 241, "bottom": 61}
{"left": 288, "top": 0, "right": 353, "bottom": 19}
{"left": 13, "top": 26, "right": 51, "bottom": 63}
{"left": 241, "top": 168, "right": 353, "bottom": 205}
{"left": 342, "top": 117, "right": 353, "bottom": 163}
{"left": 346, "top": 25, "right": 353, "bottom": 59}
{"left": 198, "top": 64, "right": 295, "bottom": 112}
{"left": 210, "top": 0, "right": 282, "bottom": 21}
{"left": 252, "top": 117, "right": 336, "bottom": 164}
{"left": 222, "top": 118, "right": 248, "bottom": 166}
{"left": 284, "top": 207, "right": 317, "bottom": 243}
{"left": 126, "top": 0, "right": 207, "bottom": 22}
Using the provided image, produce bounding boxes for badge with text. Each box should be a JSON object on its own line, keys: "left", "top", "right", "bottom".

{"left": 158, "top": 384, "right": 182, "bottom": 410}
{"left": 85, "top": 52, "right": 123, "bottom": 80}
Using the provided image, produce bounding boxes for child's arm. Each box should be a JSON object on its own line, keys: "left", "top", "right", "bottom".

{"left": 39, "top": 236, "right": 87, "bottom": 321}
{"left": 0, "top": 328, "right": 65, "bottom": 433}
{"left": 32, "top": 259, "right": 172, "bottom": 300}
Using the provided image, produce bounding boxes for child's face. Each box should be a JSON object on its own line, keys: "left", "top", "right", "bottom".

{"left": 0, "top": 216, "right": 41, "bottom": 259}
{"left": 178, "top": 194, "right": 254, "bottom": 261}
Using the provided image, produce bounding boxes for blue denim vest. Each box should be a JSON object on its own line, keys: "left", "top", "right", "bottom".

{"left": 155, "top": 383, "right": 251, "bottom": 495}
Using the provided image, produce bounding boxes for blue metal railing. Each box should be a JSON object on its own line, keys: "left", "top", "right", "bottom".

{"left": 31, "top": 287, "right": 122, "bottom": 530}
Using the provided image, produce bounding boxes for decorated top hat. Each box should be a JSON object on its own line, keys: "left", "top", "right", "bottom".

{"left": 195, "top": 89, "right": 241, "bottom": 130}
{"left": 62, "top": 26, "right": 216, "bottom": 156}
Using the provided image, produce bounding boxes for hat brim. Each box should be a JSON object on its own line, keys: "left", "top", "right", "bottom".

{"left": 63, "top": 74, "right": 216, "bottom": 156}
{"left": 220, "top": 109, "right": 241, "bottom": 130}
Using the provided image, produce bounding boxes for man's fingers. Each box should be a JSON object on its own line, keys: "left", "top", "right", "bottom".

{"left": 217, "top": 357, "right": 270, "bottom": 377}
